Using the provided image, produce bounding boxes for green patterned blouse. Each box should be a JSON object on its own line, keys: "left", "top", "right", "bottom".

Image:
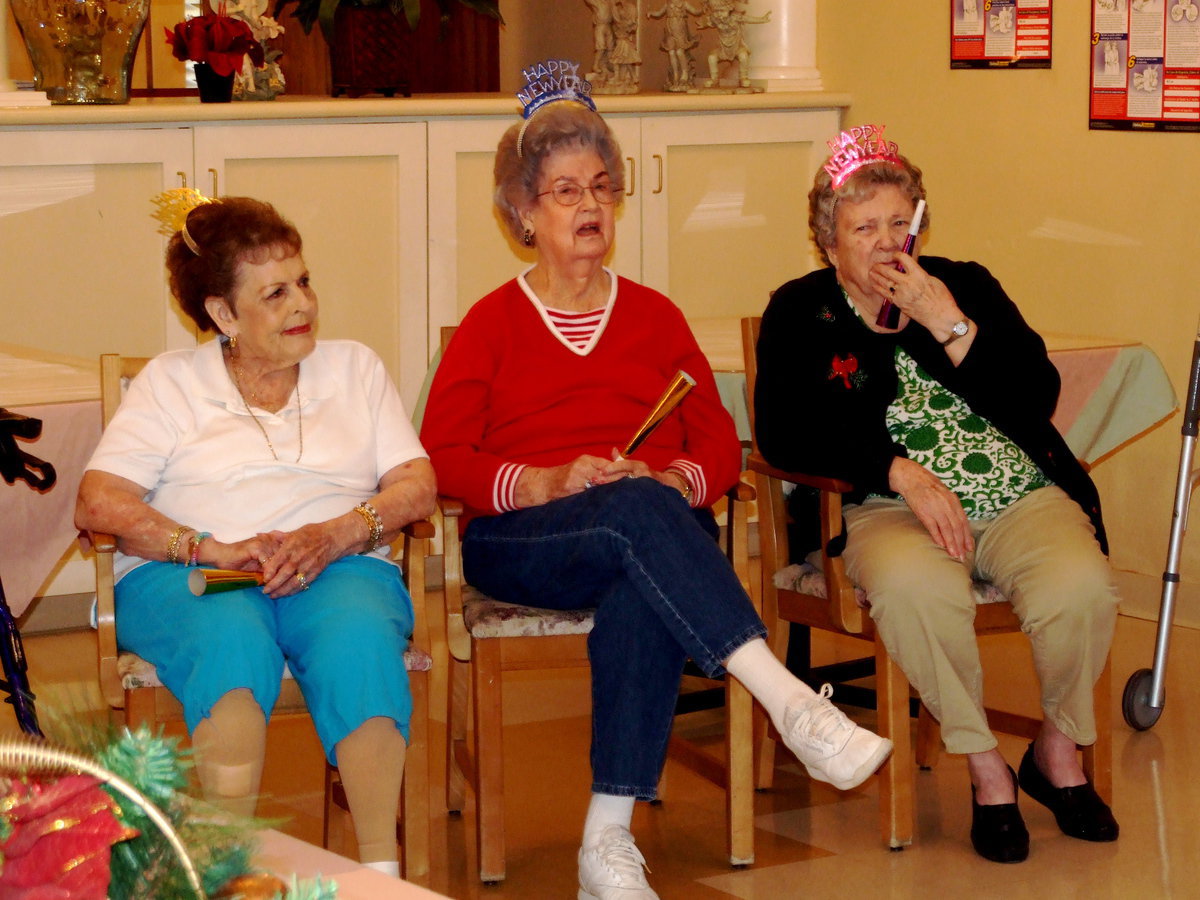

{"left": 885, "top": 346, "right": 1052, "bottom": 519}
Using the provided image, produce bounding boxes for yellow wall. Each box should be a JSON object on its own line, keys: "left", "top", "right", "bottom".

{"left": 818, "top": 3, "right": 1200, "bottom": 582}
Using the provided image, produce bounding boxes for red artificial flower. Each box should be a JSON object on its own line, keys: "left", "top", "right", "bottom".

{"left": 0, "top": 774, "right": 138, "bottom": 900}
{"left": 164, "top": 9, "right": 266, "bottom": 77}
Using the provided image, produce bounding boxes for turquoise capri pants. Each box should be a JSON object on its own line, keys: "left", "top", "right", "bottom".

{"left": 115, "top": 553, "right": 414, "bottom": 765}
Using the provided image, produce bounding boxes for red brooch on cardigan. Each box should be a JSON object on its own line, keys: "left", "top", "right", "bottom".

{"left": 829, "top": 353, "right": 860, "bottom": 390}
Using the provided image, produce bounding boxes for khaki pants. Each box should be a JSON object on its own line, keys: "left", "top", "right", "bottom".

{"left": 840, "top": 486, "right": 1119, "bottom": 754}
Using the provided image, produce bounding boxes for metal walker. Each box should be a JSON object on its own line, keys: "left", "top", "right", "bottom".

{"left": 1122, "top": 332, "right": 1200, "bottom": 730}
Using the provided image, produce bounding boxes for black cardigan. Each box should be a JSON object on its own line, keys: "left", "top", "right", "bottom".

{"left": 754, "top": 257, "right": 1108, "bottom": 555}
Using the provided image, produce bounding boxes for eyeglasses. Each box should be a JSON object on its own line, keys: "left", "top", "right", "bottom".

{"left": 536, "top": 181, "right": 620, "bottom": 206}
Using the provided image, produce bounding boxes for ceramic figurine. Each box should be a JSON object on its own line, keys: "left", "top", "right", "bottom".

{"left": 582, "top": 0, "right": 617, "bottom": 88}
{"left": 692, "top": 0, "right": 770, "bottom": 93}
{"left": 648, "top": 0, "right": 701, "bottom": 92}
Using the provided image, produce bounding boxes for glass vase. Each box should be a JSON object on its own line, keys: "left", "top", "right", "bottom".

{"left": 10, "top": 0, "right": 149, "bottom": 104}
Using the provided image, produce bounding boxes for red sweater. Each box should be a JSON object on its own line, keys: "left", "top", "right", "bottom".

{"left": 422, "top": 275, "right": 741, "bottom": 527}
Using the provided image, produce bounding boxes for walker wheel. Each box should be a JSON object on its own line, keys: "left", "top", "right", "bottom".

{"left": 1122, "top": 667, "right": 1164, "bottom": 731}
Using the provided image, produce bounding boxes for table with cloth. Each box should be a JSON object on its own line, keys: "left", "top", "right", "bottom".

{"left": 0, "top": 344, "right": 99, "bottom": 617}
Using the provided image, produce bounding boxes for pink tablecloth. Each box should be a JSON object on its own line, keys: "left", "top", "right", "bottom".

{"left": 0, "top": 400, "right": 101, "bottom": 616}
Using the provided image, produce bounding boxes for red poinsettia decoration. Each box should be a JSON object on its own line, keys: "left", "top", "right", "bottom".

{"left": 165, "top": 6, "right": 266, "bottom": 78}
{"left": 0, "top": 773, "right": 138, "bottom": 900}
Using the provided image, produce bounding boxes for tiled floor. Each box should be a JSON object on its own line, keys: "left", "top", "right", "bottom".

{"left": 8, "top": 579, "right": 1200, "bottom": 899}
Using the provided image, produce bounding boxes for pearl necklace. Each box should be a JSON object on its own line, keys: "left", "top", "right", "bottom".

{"left": 229, "top": 357, "right": 304, "bottom": 463}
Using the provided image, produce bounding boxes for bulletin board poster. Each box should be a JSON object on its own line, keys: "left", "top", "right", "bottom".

{"left": 1089, "top": 0, "right": 1200, "bottom": 131}
{"left": 951, "top": 0, "right": 1053, "bottom": 68}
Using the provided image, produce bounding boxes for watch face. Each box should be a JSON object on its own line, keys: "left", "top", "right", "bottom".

{"left": 953, "top": 320, "right": 969, "bottom": 336}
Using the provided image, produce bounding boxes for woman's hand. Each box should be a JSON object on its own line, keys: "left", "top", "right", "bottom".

{"left": 515, "top": 455, "right": 612, "bottom": 507}
{"left": 205, "top": 533, "right": 282, "bottom": 573}
{"left": 252, "top": 523, "right": 344, "bottom": 598}
{"left": 596, "top": 449, "right": 690, "bottom": 498}
{"left": 888, "top": 457, "right": 974, "bottom": 561}
{"left": 870, "top": 253, "right": 966, "bottom": 340}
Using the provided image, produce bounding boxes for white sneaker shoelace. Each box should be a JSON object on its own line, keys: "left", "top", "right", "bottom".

{"left": 578, "top": 824, "right": 659, "bottom": 900}
{"left": 787, "top": 683, "right": 854, "bottom": 759}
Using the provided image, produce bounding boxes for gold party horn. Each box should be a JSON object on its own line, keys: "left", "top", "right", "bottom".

{"left": 621, "top": 370, "right": 697, "bottom": 458}
{"left": 188, "top": 568, "right": 265, "bottom": 596}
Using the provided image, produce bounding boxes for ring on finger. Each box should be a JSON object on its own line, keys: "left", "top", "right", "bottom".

{"left": 889, "top": 285, "right": 896, "bottom": 294}
{"left": 296, "top": 571, "right": 309, "bottom": 590}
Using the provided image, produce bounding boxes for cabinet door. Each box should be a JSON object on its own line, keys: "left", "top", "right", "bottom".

{"left": 0, "top": 127, "right": 193, "bottom": 358}
{"left": 194, "top": 122, "right": 428, "bottom": 410}
{"left": 426, "top": 117, "right": 640, "bottom": 351}
{"left": 640, "top": 109, "right": 841, "bottom": 318}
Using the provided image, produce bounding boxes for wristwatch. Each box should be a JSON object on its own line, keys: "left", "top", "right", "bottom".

{"left": 942, "top": 318, "right": 970, "bottom": 346}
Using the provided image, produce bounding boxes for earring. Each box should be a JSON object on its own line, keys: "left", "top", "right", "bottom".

{"left": 522, "top": 228, "right": 534, "bottom": 247}
{"left": 228, "top": 333, "right": 238, "bottom": 352}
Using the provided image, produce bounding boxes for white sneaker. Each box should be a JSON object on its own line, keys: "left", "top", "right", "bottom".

{"left": 782, "top": 683, "right": 893, "bottom": 791}
{"left": 578, "top": 824, "right": 659, "bottom": 900}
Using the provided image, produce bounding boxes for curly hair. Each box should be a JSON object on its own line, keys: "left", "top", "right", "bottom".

{"left": 165, "top": 196, "right": 302, "bottom": 333}
{"left": 493, "top": 102, "right": 625, "bottom": 244}
{"left": 808, "top": 155, "right": 928, "bottom": 267}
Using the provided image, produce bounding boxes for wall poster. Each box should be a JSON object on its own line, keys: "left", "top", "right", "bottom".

{"left": 1089, "top": 0, "right": 1200, "bottom": 131}
{"left": 951, "top": 0, "right": 1053, "bottom": 68}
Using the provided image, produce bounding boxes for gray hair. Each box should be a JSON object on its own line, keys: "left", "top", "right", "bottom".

{"left": 494, "top": 102, "right": 625, "bottom": 244}
{"left": 808, "top": 155, "right": 928, "bottom": 267}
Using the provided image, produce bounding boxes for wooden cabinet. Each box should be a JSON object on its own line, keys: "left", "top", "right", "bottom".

{"left": 0, "top": 127, "right": 192, "bottom": 359}
{"left": 0, "top": 95, "right": 846, "bottom": 409}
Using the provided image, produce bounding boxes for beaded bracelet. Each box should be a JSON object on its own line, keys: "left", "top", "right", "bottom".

{"left": 188, "top": 531, "right": 212, "bottom": 567}
{"left": 166, "top": 524, "right": 194, "bottom": 565}
{"left": 353, "top": 502, "right": 385, "bottom": 551}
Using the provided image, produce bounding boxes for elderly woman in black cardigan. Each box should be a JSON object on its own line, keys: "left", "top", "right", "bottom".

{"left": 754, "top": 129, "right": 1120, "bottom": 863}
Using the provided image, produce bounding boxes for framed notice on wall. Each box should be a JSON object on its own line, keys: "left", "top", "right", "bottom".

{"left": 951, "top": 0, "right": 1053, "bottom": 68}
{"left": 1089, "top": 0, "right": 1200, "bottom": 131}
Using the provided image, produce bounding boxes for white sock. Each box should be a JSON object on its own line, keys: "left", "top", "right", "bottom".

{"left": 363, "top": 860, "right": 400, "bottom": 878}
{"left": 724, "top": 638, "right": 817, "bottom": 733}
{"left": 582, "top": 793, "right": 636, "bottom": 849}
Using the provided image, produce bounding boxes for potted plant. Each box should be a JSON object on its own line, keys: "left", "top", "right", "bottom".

{"left": 278, "top": 0, "right": 502, "bottom": 97}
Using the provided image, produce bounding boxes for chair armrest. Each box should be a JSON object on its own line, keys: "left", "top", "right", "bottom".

{"left": 746, "top": 452, "right": 853, "bottom": 495}
{"left": 745, "top": 454, "right": 864, "bottom": 633}
{"left": 437, "top": 497, "right": 472, "bottom": 662}
{"left": 403, "top": 519, "right": 436, "bottom": 541}
{"left": 88, "top": 531, "right": 124, "bottom": 709}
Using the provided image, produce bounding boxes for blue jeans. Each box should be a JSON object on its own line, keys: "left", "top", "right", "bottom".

{"left": 463, "top": 477, "right": 766, "bottom": 800}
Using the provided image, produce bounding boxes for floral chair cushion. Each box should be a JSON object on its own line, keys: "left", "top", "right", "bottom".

{"left": 117, "top": 645, "right": 432, "bottom": 691}
{"left": 773, "top": 562, "right": 1008, "bottom": 609}
{"left": 462, "top": 585, "right": 596, "bottom": 639}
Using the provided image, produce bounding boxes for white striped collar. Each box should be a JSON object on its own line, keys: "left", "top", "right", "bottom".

{"left": 517, "top": 265, "right": 617, "bottom": 357}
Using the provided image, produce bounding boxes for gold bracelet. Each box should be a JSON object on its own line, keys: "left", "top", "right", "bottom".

{"left": 166, "top": 524, "right": 194, "bottom": 564}
{"left": 353, "top": 502, "right": 384, "bottom": 551}
{"left": 667, "top": 471, "right": 693, "bottom": 502}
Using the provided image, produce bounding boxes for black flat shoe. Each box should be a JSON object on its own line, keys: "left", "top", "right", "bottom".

{"left": 970, "top": 766, "right": 1029, "bottom": 863}
{"left": 1017, "top": 742, "right": 1119, "bottom": 842}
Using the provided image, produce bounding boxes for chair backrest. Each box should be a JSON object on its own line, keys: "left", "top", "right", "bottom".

{"left": 740, "top": 317, "right": 762, "bottom": 444}
{"left": 440, "top": 325, "right": 456, "bottom": 356}
{"left": 100, "top": 354, "right": 150, "bottom": 427}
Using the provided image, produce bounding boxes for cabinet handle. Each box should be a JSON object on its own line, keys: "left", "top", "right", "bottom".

{"left": 652, "top": 155, "right": 663, "bottom": 195}
{"left": 177, "top": 171, "right": 188, "bottom": 188}
{"left": 209, "top": 168, "right": 219, "bottom": 198}
{"left": 625, "top": 157, "right": 635, "bottom": 197}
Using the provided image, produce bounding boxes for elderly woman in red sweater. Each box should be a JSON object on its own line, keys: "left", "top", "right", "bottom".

{"left": 420, "top": 75, "right": 890, "bottom": 899}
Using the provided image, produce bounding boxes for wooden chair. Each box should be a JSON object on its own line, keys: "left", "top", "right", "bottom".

{"left": 91, "top": 353, "right": 433, "bottom": 882}
{"left": 739, "top": 317, "right": 1113, "bottom": 849}
{"left": 434, "top": 327, "right": 757, "bottom": 883}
